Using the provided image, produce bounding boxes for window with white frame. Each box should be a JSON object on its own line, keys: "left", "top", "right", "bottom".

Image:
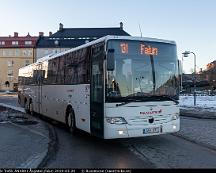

{"left": 23, "top": 49, "right": 32, "bottom": 56}
{"left": 12, "top": 41, "right": 19, "bottom": 45}
{"left": 25, "top": 41, "right": 32, "bottom": 45}
{"left": 8, "top": 69, "right": 13, "bottom": 76}
{"left": 0, "top": 41, "right": 5, "bottom": 45}
{"left": 15, "top": 49, "right": 20, "bottom": 56}
{"left": 7, "top": 60, "right": 14, "bottom": 67}
{"left": 24, "top": 60, "right": 30, "bottom": 66}
{"left": 3, "top": 50, "right": 9, "bottom": 56}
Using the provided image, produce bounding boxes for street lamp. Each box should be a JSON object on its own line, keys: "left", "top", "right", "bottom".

{"left": 182, "top": 51, "right": 197, "bottom": 106}
{"left": 180, "top": 54, "right": 184, "bottom": 92}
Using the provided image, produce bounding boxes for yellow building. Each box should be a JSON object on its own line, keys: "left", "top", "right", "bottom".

{"left": 0, "top": 33, "right": 38, "bottom": 91}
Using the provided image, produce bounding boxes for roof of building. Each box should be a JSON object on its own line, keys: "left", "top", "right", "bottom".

{"left": 51, "top": 27, "right": 130, "bottom": 38}
{"left": 36, "top": 23, "right": 130, "bottom": 48}
{"left": 0, "top": 33, "right": 38, "bottom": 48}
{"left": 36, "top": 37, "right": 95, "bottom": 48}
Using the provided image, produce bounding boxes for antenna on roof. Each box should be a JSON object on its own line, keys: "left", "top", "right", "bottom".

{"left": 139, "top": 24, "right": 143, "bottom": 37}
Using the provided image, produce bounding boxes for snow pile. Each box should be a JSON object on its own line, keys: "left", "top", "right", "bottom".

{"left": 179, "top": 96, "right": 216, "bottom": 112}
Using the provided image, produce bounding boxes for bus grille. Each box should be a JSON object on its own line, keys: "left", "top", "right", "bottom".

{"left": 127, "top": 115, "right": 171, "bottom": 126}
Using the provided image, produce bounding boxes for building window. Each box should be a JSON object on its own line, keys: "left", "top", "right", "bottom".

{"left": 12, "top": 41, "right": 19, "bottom": 45}
{"left": 23, "top": 49, "right": 32, "bottom": 56}
{"left": 8, "top": 69, "right": 13, "bottom": 76}
{"left": 25, "top": 41, "right": 32, "bottom": 45}
{"left": 15, "top": 49, "right": 20, "bottom": 56}
{"left": 0, "top": 41, "right": 5, "bottom": 45}
{"left": 3, "top": 50, "right": 9, "bottom": 56}
{"left": 8, "top": 60, "right": 14, "bottom": 67}
{"left": 25, "top": 60, "right": 30, "bottom": 66}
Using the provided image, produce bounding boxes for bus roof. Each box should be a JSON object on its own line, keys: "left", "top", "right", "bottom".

{"left": 20, "top": 35, "right": 176, "bottom": 70}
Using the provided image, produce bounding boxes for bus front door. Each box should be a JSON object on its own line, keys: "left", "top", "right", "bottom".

{"left": 90, "top": 49, "right": 104, "bottom": 138}
{"left": 36, "top": 63, "right": 43, "bottom": 114}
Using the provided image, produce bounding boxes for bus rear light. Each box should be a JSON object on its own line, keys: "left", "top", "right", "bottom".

{"left": 106, "top": 117, "right": 128, "bottom": 125}
{"left": 173, "top": 125, "right": 177, "bottom": 130}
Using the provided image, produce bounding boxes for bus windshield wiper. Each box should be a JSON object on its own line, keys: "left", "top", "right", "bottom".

{"left": 115, "top": 98, "right": 143, "bottom": 107}
{"left": 160, "top": 95, "right": 179, "bottom": 104}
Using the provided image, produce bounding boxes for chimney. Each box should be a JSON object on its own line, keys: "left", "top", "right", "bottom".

{"left": 120, "top": 22, "right": 123, "bottom": 30}
{"left": 39, "top": 32, "right": 44, "bottom": 37}
{"left": 59, "top": 23, "right": 63, "bottom": 31}
{"left": 49, "top": 32, "right": 52, "bottom": 36}
{"left": 14, "top": 32, "right": 18, "bottom": 37}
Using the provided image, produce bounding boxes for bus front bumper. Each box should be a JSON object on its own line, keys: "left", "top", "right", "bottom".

{"left": 104, "top": 119, "right": 180, "bottom": 139}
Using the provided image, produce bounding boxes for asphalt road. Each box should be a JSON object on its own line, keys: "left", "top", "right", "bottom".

{"left": 44, "top": 124, "right": 153, "bottom": 168}
{"left": 123, "top": 134, "right": 216, "bottom": 168}
{"left": 1, "top": 93, "right": 216, "bottom": 168}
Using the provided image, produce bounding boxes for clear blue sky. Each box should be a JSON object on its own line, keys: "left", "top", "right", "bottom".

{"left": 0, "top": 0, "right": 216, "bottom": 73}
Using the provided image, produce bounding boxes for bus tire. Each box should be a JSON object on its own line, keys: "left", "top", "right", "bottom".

{"left": 29, "top": 101, "right": 34, "bottom": 116}
{"left": 25, "top": 100, "right": 30, "bottom": 114}
{"left": 18, "top": 95, "right": 21, "bottom": 105}
{"left": 66, "top": 107, "right": 76, "bottom": 134}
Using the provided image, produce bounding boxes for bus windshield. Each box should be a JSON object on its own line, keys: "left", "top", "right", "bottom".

{"left": 106, "top": 40, "right": 179, "bottom": 102}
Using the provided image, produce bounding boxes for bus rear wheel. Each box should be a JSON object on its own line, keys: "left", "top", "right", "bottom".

{"left": 66, "top": 108, "right": 76, "bottom": 134}
{"left": 25, "top": 100, "right": 30, "bottom": 114}
{"left": 29, "top": 102, "right": 34, "bottom": 116}
{"left": 18, "top": 95, "right": 21, "bottom": 105}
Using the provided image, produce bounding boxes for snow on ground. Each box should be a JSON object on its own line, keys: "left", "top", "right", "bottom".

{"left": 179, "top": 96, "right": 216, "bottom": 112}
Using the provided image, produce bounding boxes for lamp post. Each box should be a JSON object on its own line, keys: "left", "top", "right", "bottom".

{"left": 181, "top": 55, "right": 184, "bottom": 92}
{"left": 212, "top": 79, "right": 215, "bottom": 95}
{"left": 182, "top": 51, "right": 197, "bottom": 106}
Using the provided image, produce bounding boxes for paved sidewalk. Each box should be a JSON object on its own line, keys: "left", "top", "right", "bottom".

{"left": 0, "top": 105, "right": 50, "bottom": 168}
{"left": 177, "top": 108, "right": 216, "bottom": 151}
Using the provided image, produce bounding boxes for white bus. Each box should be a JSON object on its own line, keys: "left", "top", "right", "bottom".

{"left": 18, "top": 35, "right": 180, "bottom": 139}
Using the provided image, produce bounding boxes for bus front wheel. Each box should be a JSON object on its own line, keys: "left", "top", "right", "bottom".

{"left": 66, "top": 108, "right": 76, "bottom": 134}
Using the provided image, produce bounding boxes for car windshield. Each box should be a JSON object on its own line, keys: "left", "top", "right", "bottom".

{"left": 106, "top": 40, "right": 179, "bottom": 102}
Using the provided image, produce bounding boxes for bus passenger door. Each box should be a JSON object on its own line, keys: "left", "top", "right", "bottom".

{"left": 90, "top": 46, "right": 104, "bottom": 138}
{"left": 36, "top": 63, "right": 43, "bottom": 114}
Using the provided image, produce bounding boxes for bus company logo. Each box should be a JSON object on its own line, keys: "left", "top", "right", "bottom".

{"left": 140, "top": 109, "right": 162, "bottom": 115}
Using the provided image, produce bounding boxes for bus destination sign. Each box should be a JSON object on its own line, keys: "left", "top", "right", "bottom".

{"left": 120, "top": 42, "right": 158, "bottom": 56}
{"left": 140, "top": 44, "right": 158, "bottom": 56}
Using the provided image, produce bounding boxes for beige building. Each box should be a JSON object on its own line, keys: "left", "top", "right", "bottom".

{"left": 0, "top": 33, "right": 38, "bottom": 91}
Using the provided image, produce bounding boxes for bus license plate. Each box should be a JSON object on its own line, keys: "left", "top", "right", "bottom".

{"left": 143, "top": 127, "right": 160, "bottom": 134}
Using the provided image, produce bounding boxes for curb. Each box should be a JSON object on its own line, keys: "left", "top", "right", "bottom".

{"left": 180, "top": 109, "right": 216, "bottom": 119}
{"left": 0, "top": 103, "right": 25, "bottom": 113}
{"left": 38, "top": 122, "right": 58, "bottom": 168}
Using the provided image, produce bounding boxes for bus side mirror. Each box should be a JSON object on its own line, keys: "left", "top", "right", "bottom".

{"left": 107, "top": 49, "right": 115, "bottom": 71}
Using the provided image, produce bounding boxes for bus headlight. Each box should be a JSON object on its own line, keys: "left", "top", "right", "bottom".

{"left": 106, "top": 117, "right": 128, "bottom": 125}
{"left": 173, "top": 125, "right": 177, "bottom": 130}
{"left": 172, "top": 114, "right": 179, "bottom": 120}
